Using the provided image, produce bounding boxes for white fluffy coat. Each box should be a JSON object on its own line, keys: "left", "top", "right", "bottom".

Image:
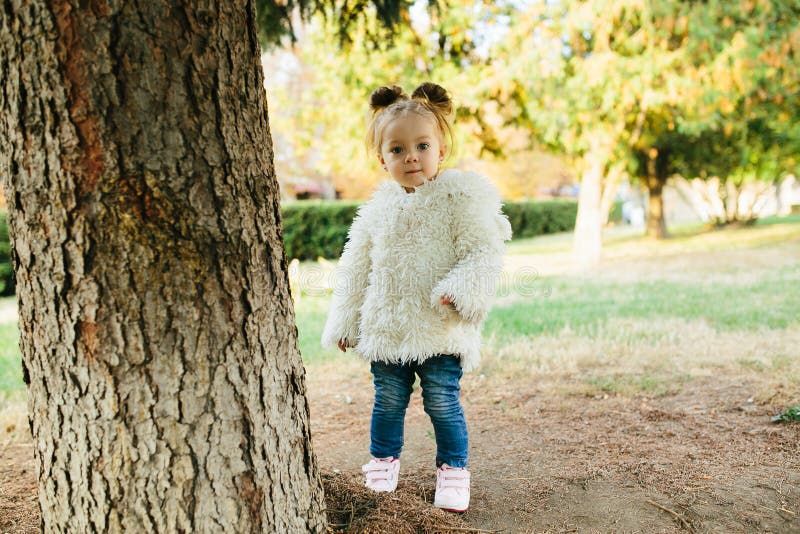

{"left": 321, "top": 169, "right": 512, "bottom": 371}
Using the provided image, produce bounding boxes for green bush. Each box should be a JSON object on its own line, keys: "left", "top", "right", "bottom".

{"left": 0, "top": 212, "right": 13, "bottom": 296}
{"left": 501, "top": 199, "right": 578, "bottom": 239}
{"left": 281, "top": 201, "right": 362, "bottom": 261}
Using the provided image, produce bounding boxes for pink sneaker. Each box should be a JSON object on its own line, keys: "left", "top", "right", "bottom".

{"left": 434, "top": 464, "right": 470, "bottom": 512}
{"left": 362, "top": 457, "right": 400, "bottom": 492}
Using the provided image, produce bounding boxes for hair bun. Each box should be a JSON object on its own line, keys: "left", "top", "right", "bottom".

{"left": 370, "top": 85, "right": 408, "bottom": 112}
{"left": 411, "top": 82, "right": 453, "bottom": 116}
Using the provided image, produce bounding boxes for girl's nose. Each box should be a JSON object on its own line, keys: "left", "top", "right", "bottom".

{"left": 406, "top": 151, "right": 419, "bottom": 163}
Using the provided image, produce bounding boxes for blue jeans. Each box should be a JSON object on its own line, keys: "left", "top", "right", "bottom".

{"left": 370, "top": 354, "right": 468, "bottom": 468}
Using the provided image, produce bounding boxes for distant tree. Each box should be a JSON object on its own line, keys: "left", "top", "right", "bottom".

{"left": 494, "top": 0, "right": 800, "bottom": 251}
{"left": 672, "top": 120, "right": 799, "bottom": 225}
{"left": 494, "top": 1, "right": 678, "bottom": 256}
{"left": 670, "top": 1, "right": 800, "bottom": 225}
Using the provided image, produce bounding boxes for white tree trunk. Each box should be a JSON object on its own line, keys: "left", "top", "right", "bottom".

{"left": 574, "top": 159, "right": 604, "bottom": 266}
{"left": 777, "top": 175, "right": 796, "bottom": 216}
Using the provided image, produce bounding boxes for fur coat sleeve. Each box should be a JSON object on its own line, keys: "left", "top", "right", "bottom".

{"left": 320, "top": 203, "right": 373, "bottom": 348}
{"left": 429, "top": 172, "right": 512, "bottom": 324}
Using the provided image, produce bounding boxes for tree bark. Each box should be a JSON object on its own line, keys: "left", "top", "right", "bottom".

{"left": 0, "top": 1, "right": 326, "bottom": 532}
{"left": 645, "top": 149, "right": 668, "bottom": 239}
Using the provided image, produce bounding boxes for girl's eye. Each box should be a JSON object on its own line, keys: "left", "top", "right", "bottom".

{"left": 418, "top": 143, "right": 430, "bottom": 150}
{"left": 390, "top": 146, "right": 403, "bottom": 154}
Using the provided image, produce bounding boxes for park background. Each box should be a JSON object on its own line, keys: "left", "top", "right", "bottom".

{"left": 2, "top": 0, "right": 800, "bottom": 532}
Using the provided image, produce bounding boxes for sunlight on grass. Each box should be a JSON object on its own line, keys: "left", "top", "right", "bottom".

{"left": 581, "top": 373, "right": 692, "bottom": 397}
{"left": 506, "top": 216, "right": 800, "bottom": 259}
{"left": 484, "top": 271, "right": 800, "bottom": 342}
{"left": 477, "top": 316, "right": 800, "bottom": 403}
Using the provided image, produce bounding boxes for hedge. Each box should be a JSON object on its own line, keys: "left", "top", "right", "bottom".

{"left": 281, "top": 199, "right": 623, "bottom": 261}
{"left": 0, "top": 212, "right": 13, "bottom": 296}
{"left": 501, "top": 199, "right": 577, "bottom": 239}
{"left": 281, "top": 201, "right": 363, "bottom": 262}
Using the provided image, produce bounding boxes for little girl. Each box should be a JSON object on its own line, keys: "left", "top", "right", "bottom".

{"left": 321, "top": 82, "right": 511, "bottom": 513}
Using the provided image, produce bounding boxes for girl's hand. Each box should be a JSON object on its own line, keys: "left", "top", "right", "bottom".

{"left": 439, "top": 295, "right": 456, "bottom": 309}
{"left": 337, "top": 338, "right": 352, "bottom": 352}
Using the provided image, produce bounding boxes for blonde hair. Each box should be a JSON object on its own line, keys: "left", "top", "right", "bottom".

{"left": 366, "top": 83, "right": 455, "bottom": 158}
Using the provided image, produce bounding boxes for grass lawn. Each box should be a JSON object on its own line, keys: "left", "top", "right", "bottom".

{"left": 0, "top": 317, "right": 22, "bottom": 404}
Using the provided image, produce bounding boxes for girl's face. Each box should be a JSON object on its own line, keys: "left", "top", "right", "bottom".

{"left": 378, "top": 113, "right": 445, "bottom": 191}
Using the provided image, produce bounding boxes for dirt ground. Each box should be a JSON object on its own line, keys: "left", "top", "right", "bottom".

{"left": 307, "top": 361, "right": 800, "bottom": 533}
{"left": 1, "top": 361, "right": 799, "bottom": 533}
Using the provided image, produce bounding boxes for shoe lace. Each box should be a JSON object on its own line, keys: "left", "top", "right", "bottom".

{"left": 438, "top": 469, "right": 469, "bottom": 489}
{"left": 363, "top": 460, "right": 395, "bottom": 483}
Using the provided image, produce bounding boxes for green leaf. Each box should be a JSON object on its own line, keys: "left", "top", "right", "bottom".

{"left": 771, "top": 405, "right": 800, "bottom": 424}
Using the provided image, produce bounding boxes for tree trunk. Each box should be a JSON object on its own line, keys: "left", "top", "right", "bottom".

{"left": 0, "top": 2, "right": 326, "bottom": 532}
{"left": 724, "top": 179, "right": 739, "bottom": 223}
{"left": 573, "top": 157, "right": 604, "bottom": 266}
{"left": 777, "top": 175, "right": 796, "bottom": 216}
{"left": 645, "top": 149, "right": 668, "bottom": 239}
